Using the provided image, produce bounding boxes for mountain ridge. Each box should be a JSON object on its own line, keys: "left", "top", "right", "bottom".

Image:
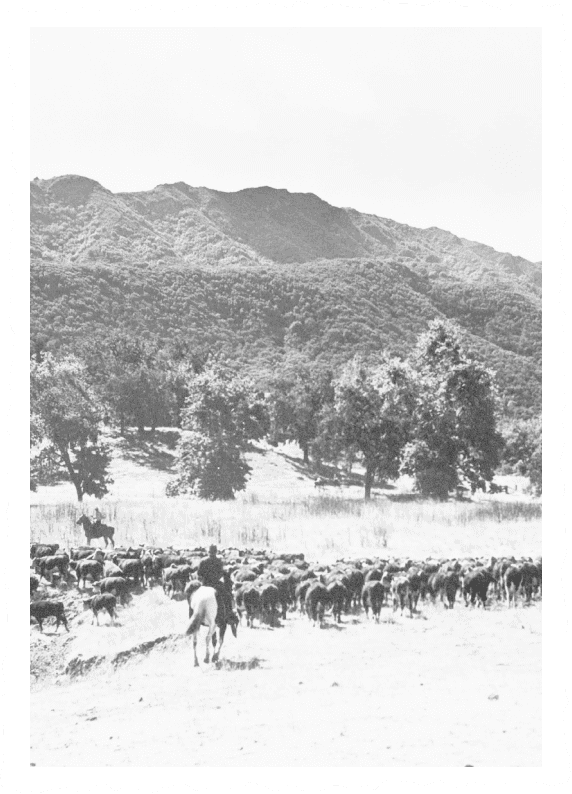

{"left": 30, "top": 175, "right": 541, "bottom": 418}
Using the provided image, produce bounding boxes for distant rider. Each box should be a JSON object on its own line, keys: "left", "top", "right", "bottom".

{"left": 93, "top": 506, "right": 103, "bottom": 529}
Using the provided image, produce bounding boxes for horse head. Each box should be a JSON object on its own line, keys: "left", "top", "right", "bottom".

{"left": 76, "top": 515, "right": 89, "bottom": 527}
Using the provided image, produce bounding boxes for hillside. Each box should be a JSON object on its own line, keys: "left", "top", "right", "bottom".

{"left": 30, "top": 175, "right": 542, "bottom": 416}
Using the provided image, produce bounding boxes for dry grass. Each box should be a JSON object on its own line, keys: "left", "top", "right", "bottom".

{"left": 30, "top": 437, "right": 541, "bottom": 561}
{"left": 30, "top": 492, "right": 541, "bottom": 562}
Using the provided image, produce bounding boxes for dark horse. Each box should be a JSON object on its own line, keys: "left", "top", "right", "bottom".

{"left": 76, "top": 515, "right": 115, "bottom": 548}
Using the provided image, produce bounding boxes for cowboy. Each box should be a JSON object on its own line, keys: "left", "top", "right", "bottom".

{"left": 92, "top": 506, "right": 103, "bottom": 529}
{"left": 197, "top": 545, "right": 236, "bottom": 623}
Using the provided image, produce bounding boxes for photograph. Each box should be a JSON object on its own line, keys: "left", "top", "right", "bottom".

{"left": 28, "top": 24, "right": 542, "bottom": 767}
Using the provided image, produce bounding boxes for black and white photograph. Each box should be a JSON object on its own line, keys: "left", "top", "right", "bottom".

{"left": 20, "top": 8, "right": 557, "bottom": 771}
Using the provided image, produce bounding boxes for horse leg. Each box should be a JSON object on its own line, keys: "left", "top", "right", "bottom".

{"left": 213, "top": 624, "right": 226, "bottom": 663}
{"left": 193, "top": 630, "right": 199, "bottom": 667}
{"left": 204, "top": 626, "right": 212, "bottom": 664}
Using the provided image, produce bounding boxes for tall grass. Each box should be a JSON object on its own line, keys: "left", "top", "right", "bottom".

{"left": 30, "top": 492, "right": 541, "bottom": 562}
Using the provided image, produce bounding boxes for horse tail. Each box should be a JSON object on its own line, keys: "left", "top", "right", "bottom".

{"left": 186, "top": 609, "right": 203, "bottom": 635}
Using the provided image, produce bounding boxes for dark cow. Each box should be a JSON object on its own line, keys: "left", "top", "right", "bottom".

{"left": 362, "top": 580, "right": 384, "bottom": 621}
{"left": 35, "top": 554, "right": 70, "bottom": 584}
{"left": 30, "top": 600, "right": 68, "bottom": 632}
{"left": 30, "top": 543, "right": 59, "bottom": 559}
{"left": 463, "top": 568, "right": 495, "bottom": 607}
{"left": 95, "top": 576, "right": 132, "bottom": 606}
{"left": 236, "top": 582, "right": 261, "bottom": 627}
{"left": 117, "top": 558, "right": 145, "bottom": 588}
{"left": 258, "top": 582, "right": 280, "bottom": 626}
{"left": 326, "top": 579, "right": 348, "bottom": 623}
{"left": 305, "top": 581, "right": 330, "bottom": 625}
{"left": 162, "top": 565, "right": 193, "bottom": 598}
{"left": 30, "top": 575, "right": 40, "bottom": 597}
{"left": 73, "top": 559, "right": 104, "bottom": 588}
{"left": 432, "top": 570, "right": 460, "bottom": 608}
{"left": 83, "top": 593, "right": 117, "bottom": 625}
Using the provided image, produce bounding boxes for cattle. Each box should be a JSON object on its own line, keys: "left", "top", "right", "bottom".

{"left": 431, "top": 570, "right": 460, "bottom": 609}
{"left": 326, "top": 580, "right": 348, "bottom": 623}
{"left": 406, "top": 567, "right": 424, "bottom": 613}
{"left": 258, "top": 582, "right": 280, "bottom": 626}
{"left": 30, "top": 575, "right": 40, "bottom": 597}
{"left": 391, "top": 574, "right": 414, "bottom": 617}
{"left": 83, "top": 593, "right": 117, "bottom": 625}
{"left": 346, "top": 568, "right": 365, "bottom": 609}
{"left": 463, "top": 568, "right": 495, "bottom": 608}
{"left": 30, "top": 543, "right": 59, "bottom": 559}
{"left": 72, "top": 559, "right": 104, "bottom": 588}
{"left": 362, "top": 580, "right": 384, "bottom": 621}
{"left": 305, "top": 581, "right": 330, "bottom": 625}
{"left": 70, "top": 547, "right": 97, "bottom": 562}
{"left": 103, "top": 560, "right": 124, "bottom": 578}
{"left": 314, "top": 476, "right": 341, "bottom": 488}
{"left": 489, "top": 482, "right": 509, "bottom": 495}
{"left": 117, "top": 558, "right": 145, "bottom": 588}
{"left": 30, "top": 600, "right": 68, "bottom": 632}
{"left": 294, "top": 579, "right": 314, "bottom": 614}
{"left": 162, "top": 565, "right": 193, "bottom": 598}
{"left": 236, "top": 582, "right": 261, "bottom": 628}
{"left": 35, "top": 554, "right": 69, "bottom": 584}
{"left": 95, "top": 576, "right": 132, "bottom": 606}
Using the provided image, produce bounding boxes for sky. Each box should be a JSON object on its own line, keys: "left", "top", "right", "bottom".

{"left": 30, "top": 27, "right": 541, "bottom": 261}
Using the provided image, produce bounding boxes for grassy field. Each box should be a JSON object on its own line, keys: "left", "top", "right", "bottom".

{"left": 30, "top": 436, "right": 541, "bottom": 561}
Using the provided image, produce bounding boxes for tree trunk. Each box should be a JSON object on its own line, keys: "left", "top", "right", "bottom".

{"left": 364, "top": 464, "right": 374, "bottom": 501}
{"left": 302, "top": 443, "right": 309, "bottom": 465}
{"left": 120, "top": 413, "right": 125, "bottom": 436}
{"left": 58, "top": 443, "right": 83, "bottom": 502}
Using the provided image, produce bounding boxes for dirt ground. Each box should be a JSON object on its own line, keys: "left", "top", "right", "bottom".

{"left": 30, "top": 591, "right": 541, "bottom": 767}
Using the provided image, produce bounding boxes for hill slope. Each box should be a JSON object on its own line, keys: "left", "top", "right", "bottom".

{"left": 30, "top": 175, "right": 541, "bottom": 416}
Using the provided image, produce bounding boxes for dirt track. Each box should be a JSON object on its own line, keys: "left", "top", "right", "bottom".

{"left": 30, "top": 593, "right": 541, "bottom": 766}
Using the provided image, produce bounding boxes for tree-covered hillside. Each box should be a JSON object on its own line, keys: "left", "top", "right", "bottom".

{"left": 30, "top": 175, "right": 541, "bottom": 419}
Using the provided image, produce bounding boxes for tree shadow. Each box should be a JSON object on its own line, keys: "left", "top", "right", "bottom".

{"left": 115, "top": 431, "right": 178, "bottom": 471}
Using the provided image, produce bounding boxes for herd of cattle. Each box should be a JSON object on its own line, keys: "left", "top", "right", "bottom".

{"left": 29, "top": 540, "right": 542, "bottom": 635}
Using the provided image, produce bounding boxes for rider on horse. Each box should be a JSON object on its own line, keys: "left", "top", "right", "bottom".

{"left": 92, "top": 506, "right": 103, "bottom": 530}
{"left": 197, "top": 545, "right": 237, "bottom": 625}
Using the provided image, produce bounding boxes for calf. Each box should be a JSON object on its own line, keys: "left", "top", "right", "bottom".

{"left": 83, "top": 593, "right": 117, "bottom": 625}
{"left": 30, "top": 600, "right": 68, "bottom": 632}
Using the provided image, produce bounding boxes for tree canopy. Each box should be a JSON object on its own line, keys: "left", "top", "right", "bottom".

{"left": 30, "top": 354, "right": 113, "bottom": 501}
{"left": 166, "top": 363, "right": 267, "bottom": 500}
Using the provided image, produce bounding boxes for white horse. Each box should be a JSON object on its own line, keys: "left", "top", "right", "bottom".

{"left": 186, "top": 586, "right": 219, "bottom": 666}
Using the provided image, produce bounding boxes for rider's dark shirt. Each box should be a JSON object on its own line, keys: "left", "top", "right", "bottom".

{"left": 197, "top": 556, "right": 225, "bottom": 588}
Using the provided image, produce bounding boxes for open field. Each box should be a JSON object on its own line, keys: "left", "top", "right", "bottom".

{"left": 30, "top": 591, "right": 541, "bottom": 767}
{"left": 30, "top": 434, "right": 541, "bottom": 767}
